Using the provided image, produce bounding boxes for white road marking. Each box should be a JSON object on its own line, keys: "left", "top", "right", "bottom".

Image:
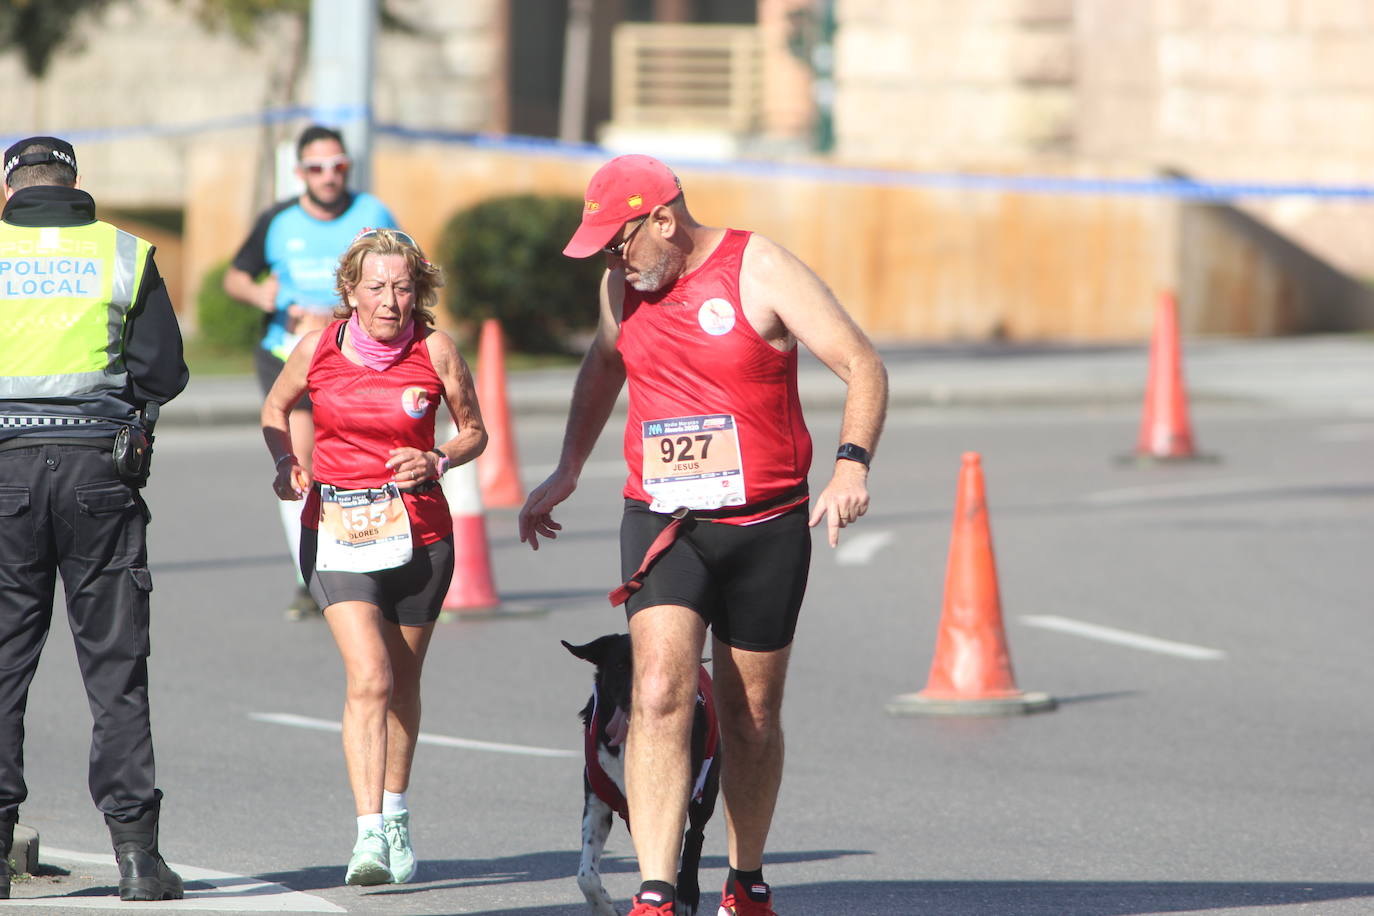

{"left": 1020, "top": 614, "right": 1227, "bottom": 661}
{"left": 1083, "top": 477, "right": 1271, "bottom": 505}
{"left": 835, "top": 530, "right": 895, "bottom": 565}
{"left": 9, "top": 847, "right": 343, "bottom": 912}
{"left": 251, "top": 712, "right": 578, "bottom": 758}
{"left": 1315, "top": 423, "right": 1374, "bottom": 442}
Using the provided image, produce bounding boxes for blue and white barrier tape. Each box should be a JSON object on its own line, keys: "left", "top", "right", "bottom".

{"left": 5, "top": 106, "right": 1372, "bottom": 201}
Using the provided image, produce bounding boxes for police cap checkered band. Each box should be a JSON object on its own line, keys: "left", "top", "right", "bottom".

{"left": 3, "top": 136, "right": 77, "bottom": 183}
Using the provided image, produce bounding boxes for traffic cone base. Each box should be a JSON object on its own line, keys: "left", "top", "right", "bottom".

{"left": 437, "top": 456, "right": 549, "bottom": 622}
{"left": 885, "top": 452, "right": 1054, "bottom": 718}
{"left": 886, "top": 690, "right": 1057, "bottom": 718}
{"left": 1115, "top": 450, "right": 1220, "bottom": 467}
{"left": 436, "top": 513, "right": 549, "bottom": 621}
{"left": 443, "top": 514, "right": 500, "bottom": 612}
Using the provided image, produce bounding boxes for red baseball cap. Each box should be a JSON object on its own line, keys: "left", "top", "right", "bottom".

{"left": 563, "top": 154, "right": 683, "bottom": 258}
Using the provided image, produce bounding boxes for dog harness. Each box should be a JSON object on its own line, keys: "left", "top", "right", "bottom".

{"left": 584, "top": 666, "right": 719, "bottom": 826}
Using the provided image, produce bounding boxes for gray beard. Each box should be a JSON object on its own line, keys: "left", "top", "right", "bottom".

{"left": 630, "top": 252, "right": 674, "bottom": 292}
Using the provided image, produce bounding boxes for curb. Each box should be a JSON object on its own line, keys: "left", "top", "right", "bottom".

{"left": 154, "top": 384, "right": 1265, "bottom": 428}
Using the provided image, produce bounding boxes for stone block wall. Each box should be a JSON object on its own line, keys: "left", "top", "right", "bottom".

{"left": 836, "top": 0, "right": 1078, "bottom": 167}
{"left": 835, "top": 0, "right": 1374, "bottom": 291}
{"left": 0, "top": 0, "right": 503, "bottom": 210}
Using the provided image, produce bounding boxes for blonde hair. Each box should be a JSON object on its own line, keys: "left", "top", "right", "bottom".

{"left": 333, "top": 228, "right": 443, "bottom": 326}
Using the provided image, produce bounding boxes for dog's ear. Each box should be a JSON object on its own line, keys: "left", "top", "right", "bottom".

{"left": 561, "top": 639, "right": 592, "bottom": 661}
{"left": 563, "top": 634, "right": 628, "bottom": 665}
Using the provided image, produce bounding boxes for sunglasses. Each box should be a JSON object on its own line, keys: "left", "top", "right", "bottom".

{"left": 300, "top": 155, "right": 350, "bottom": 175}
{"left": 353, "top": 227, "right": 430, "bottom": 264}
{"left": 602, "top": 216, "right": 648, "bottom": 258}
{"left": 355, "top": 226, "right": 420, "bottom": 247}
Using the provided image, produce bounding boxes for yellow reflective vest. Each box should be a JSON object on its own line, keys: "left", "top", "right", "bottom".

{"left": 0, "top": 221, "right": 151, "bottom": 400}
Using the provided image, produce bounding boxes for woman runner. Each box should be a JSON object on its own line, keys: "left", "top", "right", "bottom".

{"left": 262, "top": 227, "right": 486, "bottom": 885}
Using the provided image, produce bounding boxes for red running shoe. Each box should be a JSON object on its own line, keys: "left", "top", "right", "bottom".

{"left": 718, "top": 877, "right": 778, "bottom": 915}
{"left": 629, "top": 892, "right": 676, "bottom": 914}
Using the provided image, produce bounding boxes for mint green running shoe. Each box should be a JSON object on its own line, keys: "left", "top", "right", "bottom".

{"left": 384, "top": 811, "right": 415, "bottom": 883}
{"left": 344, "top": 829, "right": 392, "bottom": 886}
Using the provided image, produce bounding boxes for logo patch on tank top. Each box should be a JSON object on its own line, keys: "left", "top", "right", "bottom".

{"left": 400, "top": 386, "right": 430, "bottom": 419}
{"left": 697, "top": 298, "right": 736, "bottom": 336}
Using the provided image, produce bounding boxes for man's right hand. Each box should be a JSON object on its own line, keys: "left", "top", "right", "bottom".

{"left": 254, "top": 275, "right": 280, "bottom": 313}
{"left": 517, "top": 470, "right": 577, "bottom": 551}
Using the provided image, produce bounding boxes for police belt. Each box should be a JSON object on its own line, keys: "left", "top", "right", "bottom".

{"left": 0, "top": 428, "right": 152, "bottom": 487}
{"left": 0, "top": 435, "right": 116, "bottom": 452}
{"left": 609, "top": 482, "right": 809, "bottom": 607}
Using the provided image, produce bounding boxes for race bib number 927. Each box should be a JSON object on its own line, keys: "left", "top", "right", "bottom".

{"left": 641, "top": 413, "right": 746, "bottom": 513}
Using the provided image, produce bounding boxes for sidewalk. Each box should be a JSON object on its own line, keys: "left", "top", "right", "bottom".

{"left": 158, "top": 334, "right": 1374, "bottom": 427}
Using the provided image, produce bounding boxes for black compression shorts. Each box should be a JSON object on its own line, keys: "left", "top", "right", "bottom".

{"left": 619, "top": 499, "right": 811, "bottom": 651}
{"left": 300, "top": 527, "right": 454, "bottom": 626}
{"left": 255, "top": 346, "right": 313, "bottom": 412}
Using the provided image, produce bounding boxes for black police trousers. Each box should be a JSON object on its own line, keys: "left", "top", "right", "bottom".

{"left": 0, "top": 441, "right": 158, "bottom": 824}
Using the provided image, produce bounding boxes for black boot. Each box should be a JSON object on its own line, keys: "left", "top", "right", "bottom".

{"left": 104, "top": 792, "right": 183, "bottom": 902}
{"left": 1, "top": 812, "right": 13, "bottom": 900}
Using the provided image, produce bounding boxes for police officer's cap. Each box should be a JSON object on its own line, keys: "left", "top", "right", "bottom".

{"left": 3, "top": 136, "right": 77, "bottom": 184}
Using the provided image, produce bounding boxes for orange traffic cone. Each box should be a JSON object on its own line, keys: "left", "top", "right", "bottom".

{"left": 887, "top": 453, "right": 1055, "bottom": 716}
{"left": 440, "top": 455, "right": 501, "bottom": 616}
{"left": 1123, "top": 291, "right": 1215, "bottom": 464}
{"left": 475, "top": 319, "right": 524, "bottom": 508}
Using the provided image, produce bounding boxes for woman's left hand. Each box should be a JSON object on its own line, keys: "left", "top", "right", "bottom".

{"left": 386, "top": 447, "right": 440, "bottom": 490}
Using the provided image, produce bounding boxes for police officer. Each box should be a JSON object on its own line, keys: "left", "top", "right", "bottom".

{"left": 0, "top": 137, "right": 187, "bottom": 901}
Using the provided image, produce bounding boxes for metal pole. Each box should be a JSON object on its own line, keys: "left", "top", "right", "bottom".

{"left": 309, "top": 0, "right": 378, "bottom": 190}
{"left": 559, "top": 0, "right": 595, "bottom": 144}
{"left": 813, "top": 0, "right": 836, "bottom": 154}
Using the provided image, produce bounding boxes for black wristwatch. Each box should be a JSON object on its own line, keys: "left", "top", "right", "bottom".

{"left": 835, "top": 442, "right": 871, "bottom": 469}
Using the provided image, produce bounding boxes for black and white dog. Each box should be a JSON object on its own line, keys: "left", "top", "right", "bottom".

{"left": 563, "top": 634, "right": 721, "bottom": 916}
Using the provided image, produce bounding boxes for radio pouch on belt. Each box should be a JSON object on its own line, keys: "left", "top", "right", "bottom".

{"left": 113, "top": 404, "right": 158, "bottom": 487}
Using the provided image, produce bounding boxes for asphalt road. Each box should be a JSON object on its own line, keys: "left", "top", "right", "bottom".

{"left": 10, "top": 401, "right": 1374, "bottom": 915}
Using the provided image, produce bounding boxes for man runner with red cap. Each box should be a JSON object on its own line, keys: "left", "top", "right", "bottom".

{"left": 519, "top": 154, "right": 887, "bottom": 915}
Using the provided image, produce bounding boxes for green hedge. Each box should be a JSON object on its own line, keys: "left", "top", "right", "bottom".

{"left": 196, "top": 259, "right": 262, "bottom": 354}
{"left": 438, "top": 194, "right": 604, "bottom": 353}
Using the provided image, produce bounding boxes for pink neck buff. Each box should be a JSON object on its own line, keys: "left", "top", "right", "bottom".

{"left": 347, "top": 311, "right": 415, "bottom": 371}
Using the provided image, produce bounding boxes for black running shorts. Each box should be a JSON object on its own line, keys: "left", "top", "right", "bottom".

{"left": 619, "top": 499, "right": 811, "bottom": 651}
{"left": 255, "top": 346, "right": 313, "bottom": 411}
{"left": 300, "top": 527, "right": 454, "bottom": 626}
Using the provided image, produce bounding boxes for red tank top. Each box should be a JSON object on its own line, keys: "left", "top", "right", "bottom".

{"left": 301, "top": 320, "right": 451, "bottom": 544}
{"left": 617, "top": 229, "right": 812, "bottom": 525}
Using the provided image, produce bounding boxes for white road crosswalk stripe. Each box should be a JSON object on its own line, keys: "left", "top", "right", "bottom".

{"left": 7, "top": 847, "right": 343, "bottom": 911}
{"left": 251, "top": 711, "right": 579, "bottom": 758}
{"left": 834, "top": 530, "right": 895, "bottom": 566}
{"left": 1020, "top": 614, "right": 1226, "bottom": 660}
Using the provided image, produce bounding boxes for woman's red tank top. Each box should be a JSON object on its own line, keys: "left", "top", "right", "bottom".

{"left": 617, "top": 229, "right": 812, "bottom": 525}
{"left": 300, "top": 320, "right": 451, "bottom": 543}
